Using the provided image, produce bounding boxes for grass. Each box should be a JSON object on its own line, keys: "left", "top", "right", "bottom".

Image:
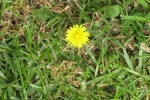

{"left": 0, "top": 0, "right": 150, "bottom": 99}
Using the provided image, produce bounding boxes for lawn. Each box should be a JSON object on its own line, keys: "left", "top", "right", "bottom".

{"left": 0, "top": 0, "right": 150, "bottom": 100}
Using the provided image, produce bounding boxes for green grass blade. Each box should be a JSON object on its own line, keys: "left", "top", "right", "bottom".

{"left": 136, "top": 0, "right": 149, "bottom": 9}
{"left": 121, "top": 15, "right": 150, "bottom": 22}
{"left": 85, "top": 45, "right": 97, "bottom": 65}
{"left": 122, "top": 48, "right": 134, "bottom": 70}
{"left": 138, "top": 44, "right": 144, "bottom": 72}
{"left": 122, "top": 67, "right": 140, "bottom": 76}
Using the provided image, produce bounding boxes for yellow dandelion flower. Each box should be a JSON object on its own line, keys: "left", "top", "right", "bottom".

{"left": 65, "top": 24, "right": 90, "bottom": 48}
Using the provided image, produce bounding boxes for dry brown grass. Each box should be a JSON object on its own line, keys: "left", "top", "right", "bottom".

{"left": 48, "top": 60, "right": 83, "bottom": 87}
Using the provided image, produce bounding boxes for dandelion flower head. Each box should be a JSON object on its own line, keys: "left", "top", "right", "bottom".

{"left": 65, "top": 24, "right": 90, "bottom": 48}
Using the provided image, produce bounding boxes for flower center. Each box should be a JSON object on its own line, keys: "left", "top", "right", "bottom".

{"left": 75, "top": 34, "right": 79, "bottom": 38}
{"left": 75, "top": 31, "right": 80, "bottom": 38}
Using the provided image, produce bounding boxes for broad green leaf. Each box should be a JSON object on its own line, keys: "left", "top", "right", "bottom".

{"left": 100, "top": 5, "right": 122, "bottom": 19}
{"left": 35, "top": 6, "right": 51, "bottom": 21}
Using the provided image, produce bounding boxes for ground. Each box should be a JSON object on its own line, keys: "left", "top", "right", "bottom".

{"left": 0, "top": 0, "right": 150, "bottom": 99}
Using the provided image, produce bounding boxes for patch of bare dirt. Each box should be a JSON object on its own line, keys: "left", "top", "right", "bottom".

{"left": 48, "top": 60, "right": 83, "bottom": 87}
